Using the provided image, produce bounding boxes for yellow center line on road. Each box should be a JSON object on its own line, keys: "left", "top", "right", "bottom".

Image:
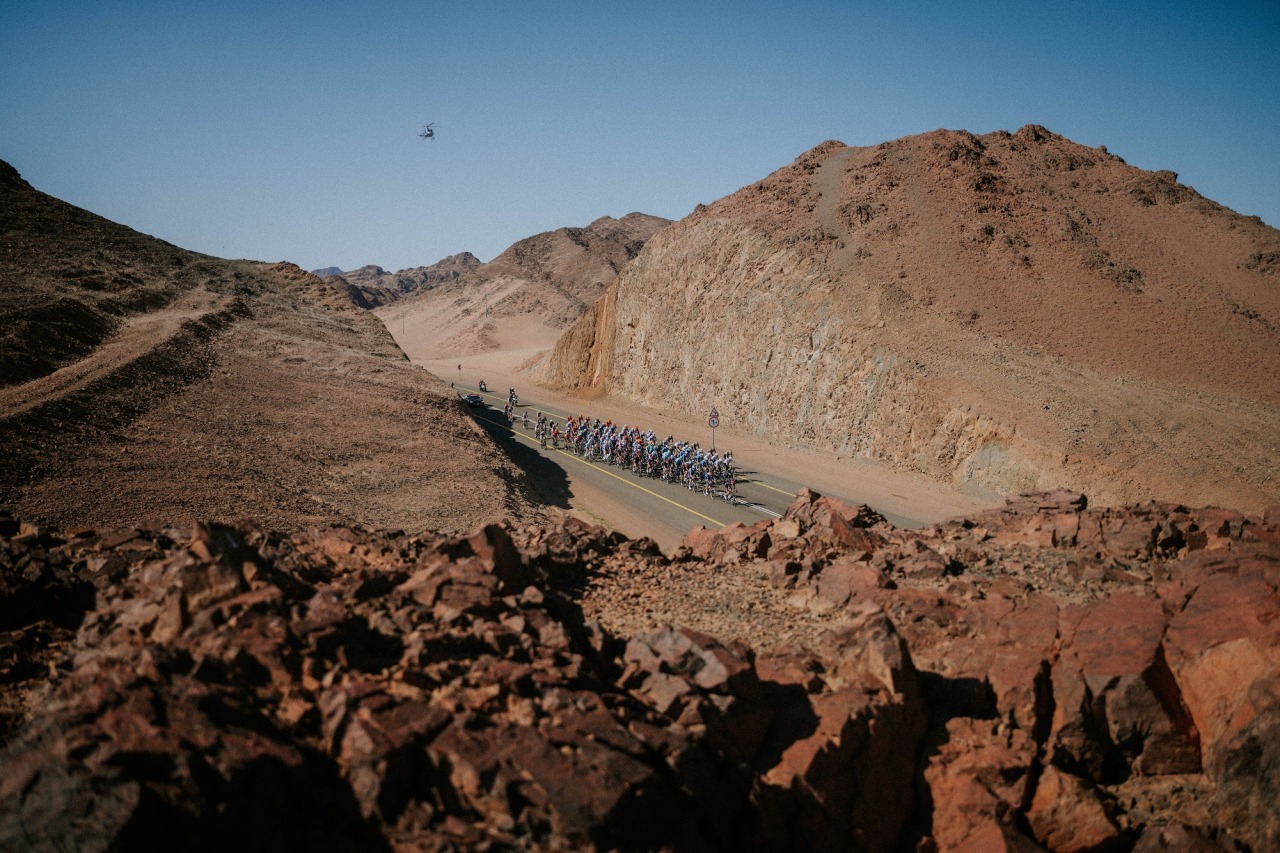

{"left": 473, "top": 409, "right": 727, "bottom": 528}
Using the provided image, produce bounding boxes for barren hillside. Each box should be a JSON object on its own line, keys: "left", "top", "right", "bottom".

{"left": 378, "top": 212, "right": 669, "bottom": 360}
{"left": 543, "top": 126, "right": 1280, "bottom": 512}
{"left": 0, "top": 161, "right": 535, "bottom": 532}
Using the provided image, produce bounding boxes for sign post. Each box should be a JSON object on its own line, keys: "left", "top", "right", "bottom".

{"left": 708, "top": 407, "right": 720, "bottom": 451}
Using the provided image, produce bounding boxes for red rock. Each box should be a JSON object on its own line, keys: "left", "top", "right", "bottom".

{"left": 1160, "top": 556, "right": 1280, "bottom": 850}
{"left": 1049, "top": 592, "right": 1200, "bottom": 779}
{"left": 427, "top": 720, "right": 679, "bottom": 850}
{"left": 1162, "top": 566, "right": 1280, "bottom": 770}
{"left": 899, "top": 547, "right": 949, "bottom": 578}
{"left": 719, "top": 520, "right": 771, "bottom": 561}
{"left": 324, "top": 685, "right": 451, "bottom": 819}
{"left": 921, "top": 718, "right": 1039, "bottom": 852}
{"left": 940, "top": 823, "right": 1048, "bottom": 852}
{"left": 1189, "top": 507, "right": 1249, "bottom": 550}
{"left": 774, "top": 489, "right": 886, "bottom": 560}
{"left": 2, "top": 498, "right": 1278, "bottom": 850}
{"left": 635, "top": 670, "right": 691, "bottom": 715}
{"left": 768, "top": 516, "right": 802, "bottom": 544}
{"left": 678, "top": 521, "right": 772, "bottom": 565}
{"left": 822, "top": 602, "right": 921, "bottom": 699}
{"left": 757, "top": 679, "right": 921, "bottom": 852}
{"left": 760, "top": 685, "right": 873, "bottom": 793}
{"left": 1094, "top": 509, "right": 1158, "bottom": 560}
{"left": 808, "top": 557, "right": 885, "bottom": 610}
{"left": 987, "top": 596, "right": 1059, "bottom": 734}
{"left": 754, "top": 603, "right": 925, "bottom": 851}
{"left": 1026, "top": 765, "right": 1125, "bottom": 852}
{"left": 766, "top": 557, "right": 804, "bottom": 589}
{"left": 465, "top": 523, "right": 525, "bottom": 580}
{"left": 1014, "top": 516, "right": 1057, "bottom": 549}
{"left": 678, "top": 524, "right": 721, "bottom": 561}
{"left": 625, "top": 625, "right": 758, "bottom": 695}
{"left": 892, "top": 590, "right": 1057, "bottom": 736}
{"left": 1201, "top": 673, "right": 1280, "bottom": 851}
{"left": 754, "top": 645, "right": 825, "bottom": 693}
{"left": 95, "top": 528, "right": 142, "bottom": 550}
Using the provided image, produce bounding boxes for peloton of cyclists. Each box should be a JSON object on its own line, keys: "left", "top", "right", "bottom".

{"left": 528, "top": 411, "right": 737, "bottom": 499}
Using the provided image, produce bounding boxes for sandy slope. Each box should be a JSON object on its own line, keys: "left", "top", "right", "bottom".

{"left": 373, "top": 213, "right": 670, "bottom": 362}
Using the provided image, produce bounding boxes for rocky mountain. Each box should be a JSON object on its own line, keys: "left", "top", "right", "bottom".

{"left": 322, "top": 253, "right": 483, "bottom": 309}
{"left": 543, "top": 126, "right": 1280, "bottom": 513}
{"left": 0, "top": 161, "right": 534, "bottom": 533}
{"left": 310, "top": 265, "right": 345, "bottom": 277}
{"left": 3, "top": 151, "right": 1279, "bottom": 852}
{"left": 379, "top": 213, "right": 670, "bottom": 359}
{"left": 2, "top": 489, "right": 1276, "bottom": 850}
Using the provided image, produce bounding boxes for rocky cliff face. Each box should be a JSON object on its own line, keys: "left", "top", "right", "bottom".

{"left": 2, "top": 492, "right": 1276, "bottom": 850}
{"left": 542, "top": 127, "right": 1280, "bottom": 512}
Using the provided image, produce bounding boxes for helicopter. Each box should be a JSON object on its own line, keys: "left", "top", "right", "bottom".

{"left": 418, "top": 123, "right": 436, "bottom": 140}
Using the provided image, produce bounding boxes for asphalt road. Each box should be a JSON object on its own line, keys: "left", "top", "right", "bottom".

{"left": 453, "top": 382, "right": 921, "bottom": 540}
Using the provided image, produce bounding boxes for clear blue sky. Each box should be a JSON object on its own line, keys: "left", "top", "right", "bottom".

{"left": 2, "top": 1, "right": 1277, "bottom": 272}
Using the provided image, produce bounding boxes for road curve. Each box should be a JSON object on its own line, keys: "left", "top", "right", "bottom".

{"left": 453, "top": 381, "right": 924, "bottom": 547}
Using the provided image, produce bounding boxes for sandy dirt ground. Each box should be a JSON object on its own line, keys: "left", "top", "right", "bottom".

{"left": 396, "top": 334, "right": 1000, "bottom": 548}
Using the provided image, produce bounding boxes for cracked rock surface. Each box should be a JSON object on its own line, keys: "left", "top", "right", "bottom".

{"left": 1, "top": 489, "right": 1277, "bottom": 851}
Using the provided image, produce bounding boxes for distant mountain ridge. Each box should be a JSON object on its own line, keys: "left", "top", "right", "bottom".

{"left": 542, "top": 125, "right": 1280, "bottom": 512}
{"left": 314, "top": 254, "right": 483, "bottom": 310}
{"left": 379, "top": 213, "right": 670, "bottom": 359}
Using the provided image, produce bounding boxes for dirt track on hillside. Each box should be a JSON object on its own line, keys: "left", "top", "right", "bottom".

{"left": 0, "top": 289, "right": 236, "bottom": 419}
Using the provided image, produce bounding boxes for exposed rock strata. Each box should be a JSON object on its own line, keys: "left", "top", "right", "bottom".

{"left": 2, "top": 490, "right": 1277, "bottom": 851}
{"left": 542, "top": 126, "right": 1280, "bottom": 513}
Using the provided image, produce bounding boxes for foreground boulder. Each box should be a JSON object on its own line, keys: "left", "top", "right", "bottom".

{"left": 661, "top": 489, "right": 1280, "bottom": 850}
{"left": 0, "top": 515, "right": 925, "bottom": 850}
{"left": 0, "top": 490, "right": 1277, "bottom": 851}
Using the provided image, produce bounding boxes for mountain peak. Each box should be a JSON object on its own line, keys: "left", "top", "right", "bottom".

{"left": 545, "top": 126, "right": 1280, "bottom": 514}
